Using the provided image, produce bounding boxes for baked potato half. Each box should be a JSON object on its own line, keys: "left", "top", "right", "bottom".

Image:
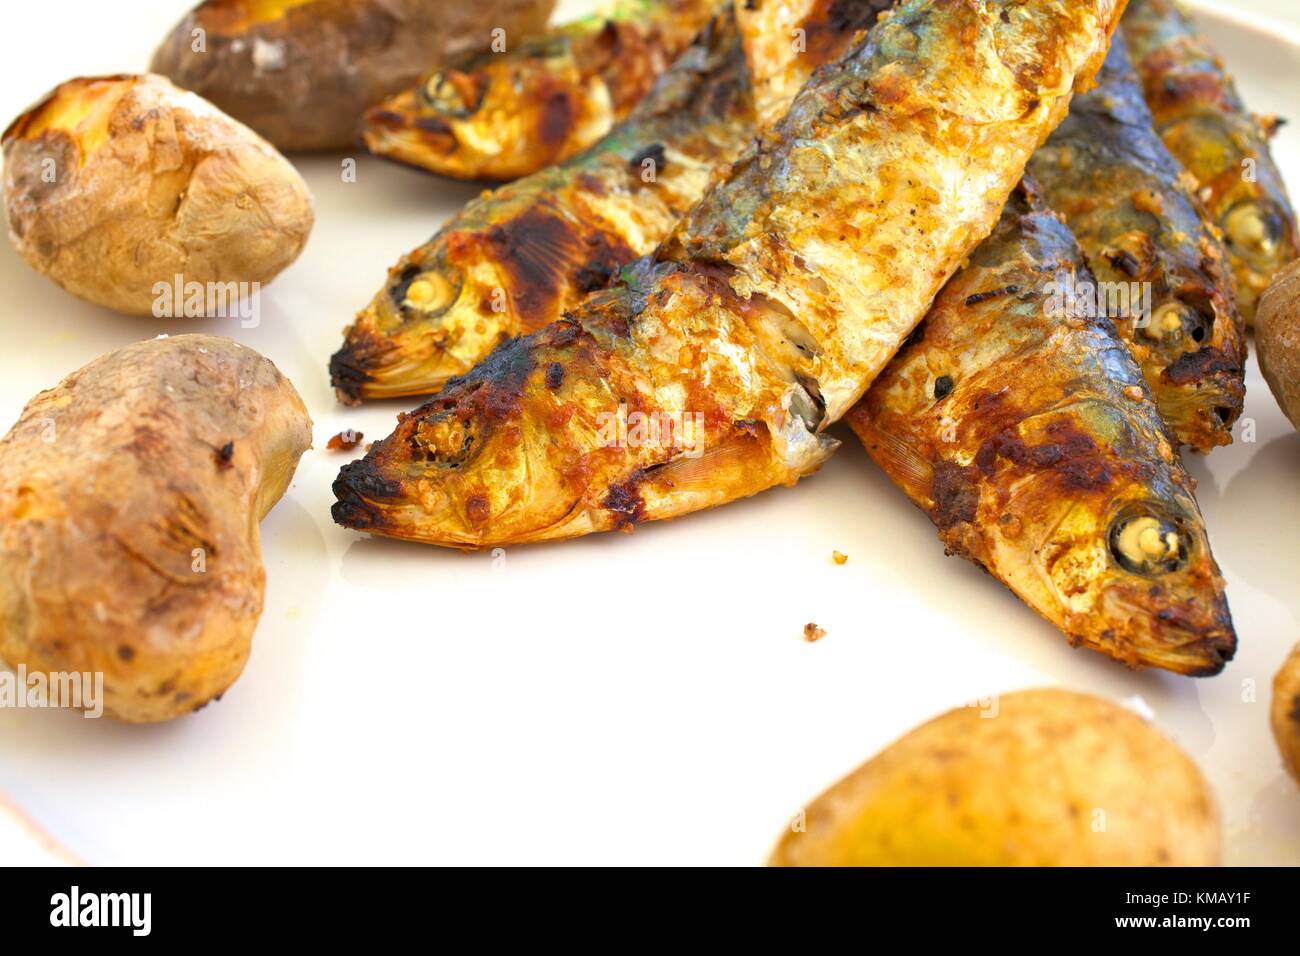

{"left": 1274, "top": 644, "right": 1300, "bottom": 785}
{"left": 150, "top": 0, "right": 558, "bottom": 151}
{"left": 0, "top": 335, "right": 312, "bottom": 723}
{"left": 3, "top": 73, "right": 313, "bottom": 317}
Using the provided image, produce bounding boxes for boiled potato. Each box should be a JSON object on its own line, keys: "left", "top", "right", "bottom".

{"left": 2, "top": 74, "right": 313, "bottom": 316}
{"left": 1273, "top": 644, "right": 1300, "bottom": 785}
{"left": 1257, "top": 259, "right": 1300, "bottom": 431}
{"left": 770, "top": 689, "right": 1220, "bottom": 866}
{"left": 0, "top": 335, "right": 312, "bottom": 723}
{"left": 149, "top": 0, "right": 558, "bottom": 152}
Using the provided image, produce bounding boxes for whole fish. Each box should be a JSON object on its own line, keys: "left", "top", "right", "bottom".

{"left": 737, "top": 0, "right": 897, "bottom": 127}
{"left": 360, "top": 0, "right": 721, "bottom": 181}
{"left": 331, "top": 0, "right": 892, "bottom": 404}
{"left": 332, "top": 0, "right": 1127, "bottom": 549}
{"left": 1029, "top": 32, "right": 1245, "bottom": 452}
{"left": 847, "top": 181, "right": 1235, "bottom": 676}
{"left": 1124, "top": 0, "right": 1299, "bottom": 323}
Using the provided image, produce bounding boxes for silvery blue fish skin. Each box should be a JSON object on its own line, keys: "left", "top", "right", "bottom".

{"left": 1124, "top": 0, "right": 1299, "bottom": 324}
{"left": 1030, "top": 31, "right": 1246, "bottom": 452}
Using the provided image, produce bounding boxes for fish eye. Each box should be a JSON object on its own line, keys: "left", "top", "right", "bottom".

{"left": 410, "top": 410, "right": 477, "bottom": 469}
{"left": 393, "top": 267, "right": 460, "bottom": 318}
{"left": 1142, "top": 298, "right": 1213, "bottom": 346}
{"left": 1222, "top": 199, "right": 1288, "bottom": 268}
{"left": 421, "top": 70, "right": 486, "bottom": 118}
{"left": 1108, "top": 507, "right": 1190, "bottom": 575}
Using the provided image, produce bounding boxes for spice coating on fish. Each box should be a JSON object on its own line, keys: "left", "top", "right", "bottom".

{"left": 332, "top": 9, "right": 754, "bottom": 403}
{"left": 359, "top": 0, "right": 721, "bottom": 181}
{"left": 737, "top": 0, "right": 897, "bottom": 127}
{"left": 1029, "top": 32, "right": 1245, "bottom": 452}
{"left": 847, "top": 183, "right": 1235, "bottom": 676}
{"left": 1124, "top": 0, "right": 1299, "bottom": 323}
{"left": 332, "top": 0, "right": 1127, "bottom": 549}
{"left": 332, "top": 0, "right": 891, "bottom": 404}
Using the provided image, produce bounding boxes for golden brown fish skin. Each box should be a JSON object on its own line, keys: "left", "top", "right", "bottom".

{"left": 1029, "top": 32, "right": 1245, "bottom": 453}
{"left": 848, "top": 184, "right": 1235, "bottom": 676}
{"left": 736, "top": 0, "right": 897, "bottom": 126}
{"left": 1124, "top": 0, "right": 1299, "bottom": 324}
{"left": 332, "top": 10, "right": 754, "bottom": 404}
{"left": 332, "top": 1, "right": 893, "bottom": 404}
{"left": 333, "top": 0, "right": 1127, "bottom": 549}
{"left": 359, "top": 0, "right": 721, "bottom": 181}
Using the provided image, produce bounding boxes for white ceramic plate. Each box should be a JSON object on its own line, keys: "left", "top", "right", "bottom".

{"left": 0, "top": 0, "right": 1298, "bottom": 866}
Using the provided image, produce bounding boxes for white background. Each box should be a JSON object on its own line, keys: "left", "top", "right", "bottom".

{"left": 0, "top": 0, "right": 1298, "bottom": 865}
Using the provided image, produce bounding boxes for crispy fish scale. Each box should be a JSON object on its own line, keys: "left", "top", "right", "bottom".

{"left": 359, "top": 0, "right": 721, "bottom": 181}
{"left": 332, "top": 0, "right": 1127, "bottom": 548}
{"left": 1124, "top": 0, "right": 1299, "bottom": 323}
{"left": 332, "top": 1, "right": 893, "bottom": 405}
{"left": 1029, "top": 32, "right": 1245, "bottom": 452}
{"left": 848, "top": 184, "right": 1236, "bottom": 676}
{"left": 737, "top": 0, "right": 897, "bottom": 126}
{"left": 332, "top": 9, "right": 754, "bottom": 404}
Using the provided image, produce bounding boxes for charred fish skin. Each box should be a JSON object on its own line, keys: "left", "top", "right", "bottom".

{"left": 333, "top": 0, "right": 895, "bottom": 405}
{"left": 333, "top": 0, "right": 1127, "bottom": 549}
{"left": 848, "top": 184, "right": 1236, "bottom": 676}
{"left": 359, "top": 0, "right": 721, "bottom": 182}
{"left": 332, "top": 9, "right": 754, "bottom": 404}
{"left": 1124, "top": 0, "right": 1299, "bottom": 324}
{"left": 736, "top": 0, "right": 898, "bottom": 126}
{"left": 1029, "top": 32, "right": 1245, "bottom": 453}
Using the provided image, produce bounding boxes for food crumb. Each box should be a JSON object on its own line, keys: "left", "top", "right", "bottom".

{"left": 832, "top": 551, "right": 848, "bottom": 565}
{"left": 1123, "top": 385, "right": 1145, "bottom": 401}
{"left": 328, "top": 429, "right": 364, "bottom": 451}
{"left": 804, "top": 623, "right": 826, "bottom": 643}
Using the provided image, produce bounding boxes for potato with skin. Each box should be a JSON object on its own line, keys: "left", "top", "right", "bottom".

{"left": 3, "top": 74, "right": 313, "bottom": 317}
{"left": 149, "top": 0, "right": 558, "bottom": 152}
{"left": 0, "top": 335, "right": 312, "bottom": 723}
{"left": 1256, "top": 260, "right": 1300, "bottom": 431}
{"left": 1273, "top": 644, "right": 1300, "bottom": 785}
{"left": 770, "top": 689, "right": 1220, "bottom": 866}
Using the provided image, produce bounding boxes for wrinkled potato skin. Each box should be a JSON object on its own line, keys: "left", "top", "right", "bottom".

{"left": 2, "top": 74, "right": 313, "bottom": 317}
{"left": 1273, "top": 644, "right": 1300, "bottom": 784}
{"left": 1256, "top": 260, "right": 1300, "bottom": 431}
{"left": 150, "top": 0, "right": 558, "bottom": 152}
{"left": 0, "top": 335, "right": 312, "bottom": 723}
{"left": 771, "top": 689, "right": 1220, "bottom": 866}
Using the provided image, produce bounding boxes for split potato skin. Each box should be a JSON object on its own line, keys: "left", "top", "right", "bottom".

{"left": 770, "top": 689, "right": 1220, "bottom": 866}
{"left": 3, "top": 74, "right": 313, "bottom": 317}
{"left": 149, "top": 0, "right": 558, "bottom": 152}
{"left": 1274, "top": 644, "right": 1300, "bottom": 785}
{"left": 0, "top": 335, "right": 312, "bottom": 723}
{"left": 1256, "top": 260, "right": 1300, "bottom": 431}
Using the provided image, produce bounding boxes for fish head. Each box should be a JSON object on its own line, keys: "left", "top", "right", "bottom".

{"left": 330, "top": 239, "right": 508, "bottom": 402}
{"left": 989, "top": 401, "right": 1236, "bottom": 676}
{"left": 360, "top": 36, "right": 610, "bottom": 180}
{"left": 332, "top": 320, "right": 628, "bottom": 547}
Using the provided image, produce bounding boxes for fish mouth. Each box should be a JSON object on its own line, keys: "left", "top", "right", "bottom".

{"left": 329, "top": 333, "right": 468, "bottom": 405}
{"left": 1092, "top": 585, "right": 1237, "bottom": 676}
{"left": 331, "top": 458, "right": 404, "bottom": 533}
{"left": 361, "top": 92, "right": 461, "bottom": 168}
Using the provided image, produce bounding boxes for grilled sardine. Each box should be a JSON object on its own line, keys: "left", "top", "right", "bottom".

{"left": 334, "top": 9, "right": 753, "bottom": 403}
{"left": 332, "top": 0, "right": 892, "bottom": 404}
{"left": 1029, "top": 32, "right": 1245, "bottom": 452}
{"left": 360, "top": 0, "right": 720, "bottom": 181}
{"left": 1124, "top": 0, "right": 1299, "bottom": 323}
{"left": 332, "top": 0, "right": 1127, "bottom": 549}
{"left": 847, "top": 182, "right": 1236, "bottom": 676}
